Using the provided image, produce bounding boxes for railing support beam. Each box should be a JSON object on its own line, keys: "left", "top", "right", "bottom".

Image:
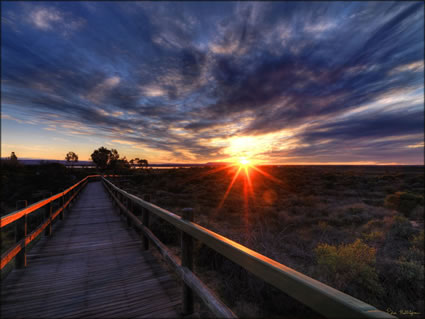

{"left": 60, "top": 189, "right": 65, "bottom": 220}
{"left": 15, "top": 200, "right": 28, "bottom": 269}
{"left": 126, "top": 198, "right": 133, "bottom": 227}
{"left": 181, "top": 207, "right": 194, "bottom": 315}
{"left": 142, "top": 194, "right": 151, "bottom": 250}
{"left": 44, "top": 193, "right": 52, "bottom": 236}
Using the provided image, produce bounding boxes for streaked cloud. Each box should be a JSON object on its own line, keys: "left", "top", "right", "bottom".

{"left": 27, "top": 6, "right": 85, "bottom": 35}
{"left": 111, "top": 139, "right": 137, "bottom": 145}
{"left": 1, "top": 1, "right": 423, "bottom": 163}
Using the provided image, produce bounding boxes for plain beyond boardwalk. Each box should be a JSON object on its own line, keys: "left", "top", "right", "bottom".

{"left": 1, "top": 181, "right": 181, "bottom": 318}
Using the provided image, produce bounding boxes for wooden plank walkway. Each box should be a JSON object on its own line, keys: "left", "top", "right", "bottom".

{"left": 1, "top": 181, "right": 181, "bottom": 318}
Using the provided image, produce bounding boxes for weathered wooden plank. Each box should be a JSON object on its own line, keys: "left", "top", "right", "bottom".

{"left": 1, "top": 181, "right": 180, "bottom": 319}
{"left": 105, "top": 183, "right": 236, "bottom": 318}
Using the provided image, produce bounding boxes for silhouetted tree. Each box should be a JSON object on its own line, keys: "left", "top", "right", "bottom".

{"left": 10, "top": 152, "right": 18, "bottom": 162}
{"left": 138, "top": 159, "right": 149, "bottom": 168}
{"left": 1, "top": 151, "right": 21, "bottom": 169}
{"left": 65, "top": 151, "right": 78, "bottom": 163}
{"left": 129, "top": 158, "right": 137, "bottom": 166}
{"left": 91, "top": 147, "right": 111, "bottom": 170}
{"left": 90, "top": 147, "right": 120, "bottom": 170}
{"left": 115, "top": 156, "right": 130, "bottom": 171}
{"left": 108, "top": 149, "right": 120, "bottom": 169}
{"left": 129, "top": 158, "right": 148, "bottom": 169}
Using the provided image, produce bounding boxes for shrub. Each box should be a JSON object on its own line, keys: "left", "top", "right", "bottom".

{"left": 410, "top": 231, "right": 424, "bottom": 250}
{"left": 405, "top": 247, "right": 424, "bottom": 264}
{"left": 314, "top": 239, "right": 383, "bottom": 296}
{"left": 378, "top": 257, "right": 424, "bottom": 307}
{"left": 364, "top": 218, "right": 382, "bottom": 230}
{"left": 407, "top": 231, "right": 425, "bottom": 264}
{"left": 362, "top": 231, "right": 385, "bottom": 243}
{"left": 388, "top": 215, "right": 416, "bottom": 240}
{"left": 384, "top": 192, "right": 424, "bottom": 216}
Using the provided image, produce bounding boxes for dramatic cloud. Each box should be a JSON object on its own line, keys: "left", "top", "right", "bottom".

{"left": 1, "top": 1, "right": 423, "bottom": 163}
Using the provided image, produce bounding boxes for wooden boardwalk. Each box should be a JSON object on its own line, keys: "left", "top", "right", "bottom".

{"left": 1, "top": 181, "right": 181, "bottom": 318}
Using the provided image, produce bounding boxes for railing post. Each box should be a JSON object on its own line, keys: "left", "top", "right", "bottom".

{"left": 15, "top": 200, "right": 28, "bottom": 269}
{"left": 127, "top": 198, "right": 133, "bottom": 227}
{"left": 181, "top": 207, "right": 194, "bottom": 315}
{"left": 133, "top": 202, "right": 142, "bottom": 232}
{"left": 60, "top": 189, "right": 65, "bottom": 220}
{"left": 142, "top": 194, "right": 151, "bottom": 250}
{"left": 118, "top": 193, "right": 123, "bottom": 216}
{"left": 45, "top": 193, "right": 52, "bottom": 236}
{"left": 69, "top": 188, "right": 74, "bottom": 208}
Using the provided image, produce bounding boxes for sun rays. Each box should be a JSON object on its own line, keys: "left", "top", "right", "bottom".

{"left": 212, "top": 159, "right": 283, "bottom": 228}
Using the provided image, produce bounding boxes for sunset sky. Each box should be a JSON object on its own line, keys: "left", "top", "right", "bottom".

{"left": 1, "top": 1, "right": 424, "bottom": 164}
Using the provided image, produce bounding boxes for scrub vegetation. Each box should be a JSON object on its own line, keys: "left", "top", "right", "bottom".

{"left": 112, "top": 165, "right": 424, "bottom": 318}
{"left": 2, "top": 162, "right": 423, "bottom": 317}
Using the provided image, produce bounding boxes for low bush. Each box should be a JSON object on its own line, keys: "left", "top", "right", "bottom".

{"left": 378, "top": 257, "right": 424, "bottom": 311}
{"left": 387, "top": 215, "right": 416, "bottom": 240}
{"left": 362, "top": 231, "right": 385, "bottom": 243}
{"left": 410, "top": 231, "right": 424, "bottom": 250}
{"left": 385, "top": 192, "right": 424, "bottom": 217}
{"left": 314, "top": 239, "right": 383, "bottom": 299}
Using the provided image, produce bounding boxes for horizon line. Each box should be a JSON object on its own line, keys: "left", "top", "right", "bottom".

{"left": 1, "top": 157, "right": 424, "bottom": 166}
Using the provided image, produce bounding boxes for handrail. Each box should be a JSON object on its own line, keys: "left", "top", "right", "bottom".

{"left": 0, "top": 175, "right": 99, "bottom": 271}
{"left": 0, "top": 175, "right": 121, "bottom": 228}
{"left": 102, "top": 177, "right": 396, "bottom": 319}
{"left": 1, "top": 175, "right": 97, "bottom": 228}
{"left": 103, "top": 180, "right": 236, "bottom": 318}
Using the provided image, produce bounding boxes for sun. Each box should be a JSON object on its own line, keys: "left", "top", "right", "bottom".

{"left": 239, "top": 157, "right": 250, "bottom": 166}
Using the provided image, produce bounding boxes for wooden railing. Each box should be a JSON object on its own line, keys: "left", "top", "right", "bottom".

{"left": 102, "top": 177, "right": 396, "bottom": 319}
{"left": 0, "top": 175, "right": 97, "bottom": 271}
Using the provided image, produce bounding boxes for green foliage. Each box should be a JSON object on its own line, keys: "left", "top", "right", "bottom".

{"left": 315, "top": 239, "right": 383, "bottom": 295}
{"left": 385, "top": 191, "right": 424, "bottom": 216}
{"left": 381, "top": 257, "right": 424, "bottom": 295}
{"left": 388, "top": 215, "right": 414, "bottom": 240}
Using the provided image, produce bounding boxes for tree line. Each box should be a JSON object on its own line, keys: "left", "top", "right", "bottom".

{"left": 2, "top": 148, "right": 148, "bottom": 170}
{"left": 89, "top": 146, "right": 148, "bottom": 170}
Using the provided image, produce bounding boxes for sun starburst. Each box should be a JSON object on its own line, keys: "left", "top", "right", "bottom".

{"left": 239, "top": 157, "right": 250, "bottom": 166}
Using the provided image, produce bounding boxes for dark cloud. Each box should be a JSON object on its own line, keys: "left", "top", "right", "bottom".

{"left": 1, "top": 1, "right": 423, "bottom": 162}
{"left": 302, "top": 110, "right": 424, "bottom": 142}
